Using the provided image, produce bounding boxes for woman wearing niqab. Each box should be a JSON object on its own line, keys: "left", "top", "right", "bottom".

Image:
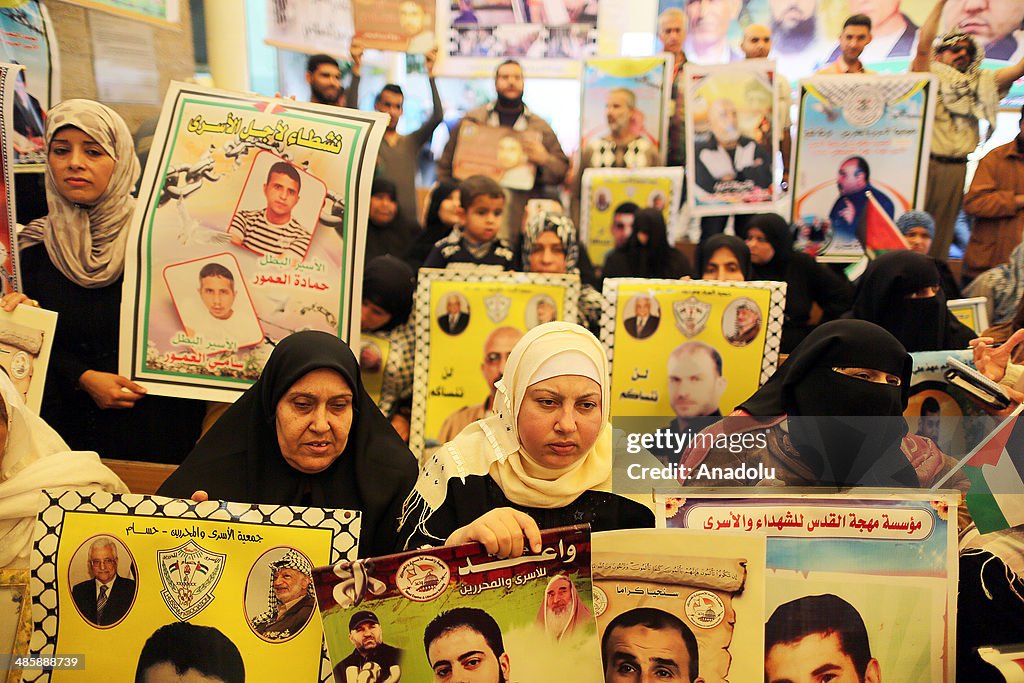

{"left": 850, "top": 250, "right": 974, "bottom": 352}
{"left": 681, "top": 320, "right": 965, "bottom": 489}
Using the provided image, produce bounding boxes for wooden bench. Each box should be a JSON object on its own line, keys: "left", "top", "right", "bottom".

{"left": 102, "top": 459, "right": 177, "bottom": 495}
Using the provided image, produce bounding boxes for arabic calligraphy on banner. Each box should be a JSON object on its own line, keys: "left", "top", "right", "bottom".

{"left": 120, "top": 83, "right": 387, "bottom": 401}
{"left": 27, "top": 491, "right": 359, "bottom": 682}
{"left": 313, "top": 525, "right": 602, "bottom": 683}
{"left": 688, "top": 504, "right": 932, "bottom": 538}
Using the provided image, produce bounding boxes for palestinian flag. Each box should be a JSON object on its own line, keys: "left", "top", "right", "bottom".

{"left": 860, "top": 190, "right": 908, "bottom": 257}
{"left": 959, "top": 406, "right": 1024, "bottom": 533}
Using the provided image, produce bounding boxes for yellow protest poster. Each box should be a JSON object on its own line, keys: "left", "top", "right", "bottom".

{"left": 601, "top": 278, "right": 785, "bottom": 422}
{"left": 26, "top": 492, "right": 358, "bottom": 682}
{"left": 579, "top": 167, "right": 683, "bottom": 269}
{"left": 410, "top": 269, "right": 579, "bottom": 458}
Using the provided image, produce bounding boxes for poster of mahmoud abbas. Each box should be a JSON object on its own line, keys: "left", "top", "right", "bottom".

{"left": 120, "top": 82, "right": 387, "bottom": 401}
{"left": 592, "top": 528, "right": 766, "bottom": 683}
{"left": 660, "top": 491, "right": 959, "bottom": 683}
{"left": 600, "top": 278, "right": 785, "bottom": 441}
{"left": 790, "top": 74, "right": 935, "bottom": 262}
{"left": 313, "top": 525, "right": 602, "bottom": 683}
{"left": 684, "top": 61, "right": 778, "bottom": 217}
{"left": 26, "top": 491, "right": 359, "bottom": 682}
{"left": 410, "top": 269, "right": 579, "bottom": 457}
{"left": 579, "top": 56, "right": 671, "bottom": 164}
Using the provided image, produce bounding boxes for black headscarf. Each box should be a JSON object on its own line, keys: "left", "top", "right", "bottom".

{"left": 605, "top": 208, "right": 691, "bottom": 279}
{"left": 362, "top": 255, "right": 415, "bottom": 332}
{"left": 405, "top": 180, "right": 459, "bottom": 270}
{"left": 851, "top": 250, "right": 974, "bottom": 352}
{"left": 742, "top": 213, "right": 792, "bottom": 281}
{"left": 158, "top": 331, "right": 417, "bottom": 558}
{"left": 697, "top": 234, "right": 751, "bottom": 280}
{"left": 740, "top": 319, "right": 918, "bottom": 487}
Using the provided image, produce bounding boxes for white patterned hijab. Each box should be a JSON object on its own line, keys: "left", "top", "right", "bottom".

{"left": 18, "top": 99, "right": 140, "bottom": 288}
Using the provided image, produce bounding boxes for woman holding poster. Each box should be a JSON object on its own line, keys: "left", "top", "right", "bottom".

{"left": 17, "top": 100, "right": 205, "bottom": 463}
{"left": 681, "top": 320, "right": 966, "bottom": 489}
{"left": 159, "top": 331, "right": 417, "bottom": 558}
{"left": 399, "top": 322, "right": 654, "bottom": 556}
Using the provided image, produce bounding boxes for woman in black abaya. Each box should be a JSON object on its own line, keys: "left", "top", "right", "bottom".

{"left": 850, "top": 250, "right": 974, "bottom": 352}
{"left": 158, "top": 331, "right": 417, "bottom": 558}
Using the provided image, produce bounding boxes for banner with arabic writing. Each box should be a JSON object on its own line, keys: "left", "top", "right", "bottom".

{"left": 312, "top": 525, "right": 601, "bottom": 683}
{"left": 601, "top": 278, "right": 784, "bottom": 425}
{"left": 790, "top": 73, "right": 935, "bottom": 262}
{"left": 410, "top": 269, "right": 579, "bottom": 459}
{"left": 120, "top": 82, "right": 387, "bottom": 401}
{"left": 660, "top": 491, "right": 959, "bottom": 683}
{"left": 26, "top": 491, "right": 359, "bottom": 682}
{"left": 592, "top": 528, "right": 766, "bottom": 683}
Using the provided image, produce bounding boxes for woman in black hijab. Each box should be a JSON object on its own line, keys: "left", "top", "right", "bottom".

{"left": 360, "top": 255, "right": 417, "bottom": 436}
{"left": 602, "top": 208, "right": 691, "bottom": 280}
{"left": 405, "top": 180, "right": 459, "bottom": 270}
{"left": 681, "top": 320, "right": 964, "bottom": 488}
{"left": 697, "top": 234, "right": 751, "bottom": 281}
{"left": 159, "top": 331, "right": 417, "bottom": 558}
{"left": 850, "top": 250, "right": 974, "bottom": 352}
{"left": 742, "top": 213, "right": 853, "bottom": 353}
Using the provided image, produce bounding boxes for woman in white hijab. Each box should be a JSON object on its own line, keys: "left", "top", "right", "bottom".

{"left": 399, "top": 322, "right": 653, "bottom": 556}
{"left": 17, "top": 99, "right": 204, "bottom": 462}
{"left": 0, "top": 369, "right": 126, "bottom": 569}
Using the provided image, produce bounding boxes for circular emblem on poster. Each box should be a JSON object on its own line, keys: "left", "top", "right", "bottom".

{"left": 684, "top": 590, "right": 725, "bottom": 629}
{"left": 842, "top": 85, "right": 886, "bottom": 128}
{"left": 592, "top": 585, "right": 608, "bottom": 618}
{"left": 10, "top": 351, "right": 30, "bottom": 379}
{"left": 395, "top": 555, "right": 450, "bottom": 602}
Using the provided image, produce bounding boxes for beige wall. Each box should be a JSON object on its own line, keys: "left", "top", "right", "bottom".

{"left": 46, "top": 0, "right": 196, "bottom": 133}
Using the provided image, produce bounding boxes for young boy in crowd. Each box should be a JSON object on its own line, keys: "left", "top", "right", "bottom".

{"left": 423, "top": 175, "right": 516, "bottom": 270}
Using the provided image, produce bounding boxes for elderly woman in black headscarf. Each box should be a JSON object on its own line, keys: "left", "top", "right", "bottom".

{"left": 602, "top": 208, "right": 691, "bottom": 280}
{"left": 742, "top": 213, "right": 853, "bottom": 353}
{"left": 850, "top": 250, "right": 974, "bottom": 352}
{"left": 680, "top": 320, "right": 966, "bottom": 489}
{"left": 159, "top": 331, "right": 417, "bottom": 558}
{"left": 697, "top": 234, "right": 751, "bottom": 281}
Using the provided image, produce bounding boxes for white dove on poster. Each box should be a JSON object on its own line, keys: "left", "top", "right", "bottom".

{"left": 175, "top": 199, "right": 231, "bottom": 247}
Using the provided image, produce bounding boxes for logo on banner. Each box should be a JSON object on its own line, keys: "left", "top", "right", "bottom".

{"left": 673, "top": 297, "right": 711, "bottom": 337}
{"left": 396, "top": 555, "right": 450, "bottom": 602}
{"left": 485, "top": 294, "right": 512, "bottom": 323}
{"left": 684, "top": 590, "right": 725, "bottom": 629}
{"left": 157, "top": 540, "right": 227, "bottom": 620}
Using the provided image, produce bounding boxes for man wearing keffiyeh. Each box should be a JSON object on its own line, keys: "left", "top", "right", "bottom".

{"left": 912, "top": 0, "right": 1024, "bottom": 263}
{"left": 250, "top": 549, "right": 316, "bottom": 641}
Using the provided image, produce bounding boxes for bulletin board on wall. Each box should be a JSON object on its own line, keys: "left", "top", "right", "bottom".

{"left": 45, "top": 0, "right": 196, "bottom": 133}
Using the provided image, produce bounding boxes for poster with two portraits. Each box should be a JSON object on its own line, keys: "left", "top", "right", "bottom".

{"left": 410, "top": 269, "right": 579, "bottom": 458}
{"left": 120, "top": 82, "right": 387, "bottom": 401}
{"left": 25, "top": 491, "right": 359, "bottom": 682}
{"left": 600, "top": 278, "right": 785, "bottom": 427}
{"left": 313, "top": 526, "right": 599, "bottom": 683}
